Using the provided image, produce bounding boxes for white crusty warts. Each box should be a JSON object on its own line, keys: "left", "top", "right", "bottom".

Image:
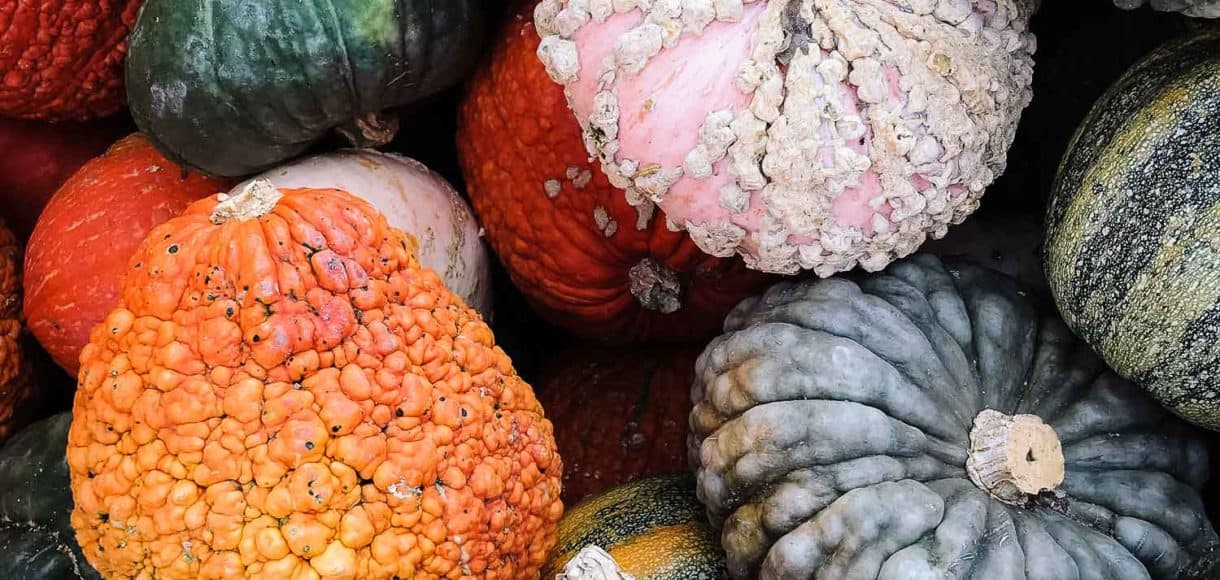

{"left": 536, "top": 0, "right": 1037, "bottom": 275}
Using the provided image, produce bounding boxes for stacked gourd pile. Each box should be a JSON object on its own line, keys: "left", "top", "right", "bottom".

{"left": 2, "top": 1, "right": 1220, "bottom": 579}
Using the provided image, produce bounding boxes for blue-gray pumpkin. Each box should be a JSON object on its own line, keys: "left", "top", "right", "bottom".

{"left": 689, "top": 254, "right": 1218, "bottom": 579}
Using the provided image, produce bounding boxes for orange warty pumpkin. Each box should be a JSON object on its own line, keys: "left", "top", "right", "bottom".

{"left": 0, "top": 0, "right": 143, "bottom": 120}
{"left": 456, "top": 2, "right": 772, "bottom": 343}
{"left": 67, "top": 180, "right": 564, "bottom": 578}
{"left": 0, "top": 219, "right": 35, "bottom": 442}
{"left": 534, "top": 344, "right": 698, "bottom": 504}
{"left": 24, "top": 134, "right": 232, "bottom": 375}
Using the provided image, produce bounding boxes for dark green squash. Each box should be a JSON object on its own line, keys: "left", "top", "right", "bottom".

{"left": 125, "top": 0, "right": 485, "bottom": 178}
{"left": 1045, "top": 29, "right": 1220, "bottom": 430}
{"left": 543, "top": 475, "right": 728, "bottom": 580}
{"left": 0, "top": 412, "right": 99, "bottom": 579}
{"left": 690, "top": 254, "right": 1217, "bottom": 579}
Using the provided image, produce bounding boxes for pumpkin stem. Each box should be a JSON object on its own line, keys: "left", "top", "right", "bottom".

{"left": 335, "top": 111, "right": 400, "bottom": 149}
{"left": 965, "top": 409, "right": 1065, "bottom": 505}
{"left": 558, "top": 546, "right": 635, "bottom": 580}
{"left": 210, "top": 179, "right": 284, "bottom": 224}
{"left": 628, "top": 258, "right": 681, "bottom": 313}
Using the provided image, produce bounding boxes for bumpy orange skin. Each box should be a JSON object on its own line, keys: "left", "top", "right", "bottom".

{"left": 534, "top": 345, "right": 697, "bottom": 504}
{"left": 0, "top": 219, "right": 34, "bottom": 442}
{"left": 0, "top": 0, "right": 143, "bottom": 121}
{"left": 67, "top": 187, "right": 564, "bottom": 578}
{"left": 457, "top": 6, "right": 773, "bottom": 342}
{"left": 24, "top": 134, "right": 231, "bottom": 376}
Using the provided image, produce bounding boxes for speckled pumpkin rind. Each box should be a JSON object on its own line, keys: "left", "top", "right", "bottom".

{"left": 0, "top": 219, "right": 34, "bottom": 443}
{"left": 690, "top": 254, "right": 1217, "bottom": 579}
{"left": 457, "top": 3, "right": 772, "bottom": 343}
{"left": 543, "top": 475, "right": 727, "bottom": 579}
{"left": 534, "top": 345, "right": 699, "bottom": 503}
{"left": 0, "top": 413, "right": 100, "bottom": 579}
{"left": 126, "top": 0, "right": 485, "bottom": 178}
{"left": 1045, "top": 30, "right": 1220, "bottom": 430}
{"left": 67, "top": 186, "right": 563, "bottom": 578}
{"left": 0, "top": 0, "right": 141, "bottom": 121}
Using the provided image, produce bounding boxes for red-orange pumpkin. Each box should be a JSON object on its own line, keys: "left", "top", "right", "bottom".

{"left": 534, "top": 344, "right": 699, "bottom": 504}
{"left": 457, "top": 2, "right": 772, "bottom": 343}
{"left": 68, "top": 180, "right": 564, "bottom": 578}
{"left": 23, "top": 134, "right": 233, "bottom": 375}
{"left": 0, "top": 0, "right": 143, "bottom": 121}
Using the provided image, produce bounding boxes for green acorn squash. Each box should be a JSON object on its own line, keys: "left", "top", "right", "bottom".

{"left": 690, "top": 254, "right": 1217, "bottom": 579}
{"left": 125, "top": 0, "right": 486, "bottom": 178}
{"left": 0, "top": 413, "right": 99, "bottom": 579}
{"left": 1045, "top": 29, "right": 1220, "bottom": 430}
{"left": 543, "top": 475, "right": 727, "bottom": 580}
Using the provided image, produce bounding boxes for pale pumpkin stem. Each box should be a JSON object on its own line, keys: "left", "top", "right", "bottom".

{"left": 335, "top": 110, "right": 400, "bottom": 149}
{"left": 965, "top": 409, "right": 1065, "bottom": 505}
{"left": 628, "top": 257, "right": 681, "bottom": 314}
{"left": 210, "top": 179, "right": 284, "bottom": 224}
{"left": 557, "top": 546, "right": 635, "bottom": 580}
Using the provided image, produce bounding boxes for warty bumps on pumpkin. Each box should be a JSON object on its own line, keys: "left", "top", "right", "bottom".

{"left": 0, "top": 219, "right": 34, "bottom": 443}
{"left": 0, "top": 0, "right": 142, "bottom": 120}
{"left": 66, "top": 181, "right": 564, "bottom": 578}
{"left": 458, "top": 2, "right": 773, "bottom": 342}
{"left": 534, "top": 0, "right": 1038, "bottom": 276}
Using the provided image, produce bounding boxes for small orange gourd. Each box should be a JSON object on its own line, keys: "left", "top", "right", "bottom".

{"left": 67, "top": 180, "right": 564, "bottom": 578}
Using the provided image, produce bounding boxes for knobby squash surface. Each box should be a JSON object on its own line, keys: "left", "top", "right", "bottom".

{"left": 457, "top": 0, "right": 773, "bottom": 343}
{"left": 691, "top": 254, "right": 1218, "bottom": 579}
{"left": 67, "top": 180, "right": 562, "bottom": 578}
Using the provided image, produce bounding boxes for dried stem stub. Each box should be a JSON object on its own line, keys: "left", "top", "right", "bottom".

{"left": 966, "top": 409, "right": 1065, "bottom": 505}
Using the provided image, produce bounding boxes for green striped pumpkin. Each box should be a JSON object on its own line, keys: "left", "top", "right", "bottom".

{"left": 543, "top": 475, "right": 727, "bottom": 579}
{"left": 1045, "top": 29, "right": 1220, "bottom": 430}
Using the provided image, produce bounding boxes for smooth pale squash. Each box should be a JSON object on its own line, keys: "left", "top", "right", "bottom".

{"left": 1045, "top": 30, "right": 1220, "bottom": 430}
{"left": 125, "top": 0, "right": 485, "bottom": 178}
{"left": 544, "top": 475, "right": 727, "bottom": 580}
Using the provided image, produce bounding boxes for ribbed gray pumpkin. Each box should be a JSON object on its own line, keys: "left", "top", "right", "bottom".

{"left": 688, "top": 254, "right": 1218, "bottom": 579}
{"left": 1045, "top": 30, "right": 1220, "bottom": 430}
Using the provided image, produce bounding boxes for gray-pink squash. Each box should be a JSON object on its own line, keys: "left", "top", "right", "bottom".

{"left": 688, "top": 254, "right": 1219, "bottom": 579}
{"left": 534, "top": 0, "right": 1038, "bottom": 276}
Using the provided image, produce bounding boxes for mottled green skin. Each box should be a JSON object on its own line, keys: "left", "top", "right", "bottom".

{"left": 126, "top": 0, "right": 485, "bottom": 178}
{"left": 0, "top": 413, "right": 99, "bottom": 579}
{"left": 690, "top": 255, "right": 1217, "bottom": 579}
{"left": 1045, "top": 30, "right": 1220, "bottom": 430}
{"left": 544, "top": 475, "right": 728, "bottom": 579}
